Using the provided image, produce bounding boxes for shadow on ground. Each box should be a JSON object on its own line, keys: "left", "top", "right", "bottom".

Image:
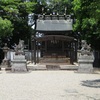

{"left": 81, "top": 79, "right": 100, "bottom": 88}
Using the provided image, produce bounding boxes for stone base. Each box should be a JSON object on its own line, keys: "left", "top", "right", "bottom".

{"left": 0, "top": 64, "right": 11, "bottom": 71}
{"left": 11, "top": 55, "right": 28, "bottom": 72}
{"left": 2, "top": 59, "right": 11, "bottom": 67}
{"left": 46, "top": 65, "right": 60, "bottom": 70}
{"left": 78, "top": 62, "right": 94, "bottom": 73}
{"left": 78, "top": 55, "right": 94, "bottom": 73}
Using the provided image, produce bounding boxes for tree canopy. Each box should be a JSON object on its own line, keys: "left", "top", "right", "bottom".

{"left": 0, "top": 0, "right": 37, "bottom": 46}
{"left": 72, "top": 0, "right": 100, "bottom": 49}
{"left": 42, "top": 0, "right": 72, "bottom": 15}
{"left": 0, "top": 0, "right": 100, "bottom": 50}
{"left": 0, "top": 17, "right": 13, "bottom": 37}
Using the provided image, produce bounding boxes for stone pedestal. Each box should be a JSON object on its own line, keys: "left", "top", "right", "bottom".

{"left": 11, "top": 55, "right": 28, "bottom": 72}
{"left": 78, "top": 55, "right": 94, "bottom": 73}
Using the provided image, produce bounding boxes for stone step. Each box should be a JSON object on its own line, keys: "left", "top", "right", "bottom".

{"left": 39, "top": 58, "right": 70, "bottom": 63}
{"left": 27, "top": 63, "right": 78, "bottom": 70}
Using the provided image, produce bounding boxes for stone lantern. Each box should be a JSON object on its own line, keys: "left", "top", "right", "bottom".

{"left": 2, "top": 43, "right": 10, "bottom": 70}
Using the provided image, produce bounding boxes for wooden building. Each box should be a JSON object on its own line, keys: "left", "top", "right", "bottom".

{"left": 32, "top": 14, "right": 77, "bottom": 64}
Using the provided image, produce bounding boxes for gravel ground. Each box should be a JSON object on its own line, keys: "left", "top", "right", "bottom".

{"left": 0, "top": 70, "right": 100, "bottom": 100}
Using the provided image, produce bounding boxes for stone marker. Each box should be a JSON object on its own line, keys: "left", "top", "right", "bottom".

{"left": 78, "top": 40, "right": 94, "bottom": 73}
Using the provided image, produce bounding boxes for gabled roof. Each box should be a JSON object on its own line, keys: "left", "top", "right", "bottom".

{"left": 36, "top": 15, "right": 73, "bottom": 32}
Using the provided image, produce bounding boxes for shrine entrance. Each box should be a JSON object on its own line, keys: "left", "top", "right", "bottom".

{"left": 32, "top": 14, "right": 78, "bottom": 64}
{"left": 35, "top": 35, "right": 77, "bottom": 64}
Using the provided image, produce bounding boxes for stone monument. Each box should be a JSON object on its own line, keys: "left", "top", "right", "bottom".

{"left": 11, "top": 40, "right": 28, "bottom": 72}
{"left": 77, "top": 40, "right": 94, "bottom": 73}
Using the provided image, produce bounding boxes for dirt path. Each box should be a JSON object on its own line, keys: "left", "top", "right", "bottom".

{"left": 0, "top": 71, "right": 100, "bottom": 100}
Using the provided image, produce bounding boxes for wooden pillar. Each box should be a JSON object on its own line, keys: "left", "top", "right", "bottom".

{"left": 72, "top": 42, "right": 74, "bottom": 64}
{"left": 72, "top": 42, "right": 75, "bottom": 62}
{"left": 70, "top": 42, "right": 73, "bottom": 64}
{"left": 62, "top": 41, "right": 64, "bottom": 52}
{"left": 36, "top": 42, "right": 39, "bottom": 63}
{"left": 31, "top": 40, "right": 34, "bottom": 62}
{"left": 34, "top": 40, "right": 36, "bottom": 64}
{"left": 40, "top": 41, "right": 42, "bottom": 57}
{"left": 69, "top": 42, "right": 71, "bottom": 62}
{"left": 33, "top": 14, "right": 37, "bottom": 65}
{"left": 70, "top": 42, "right": 72, "bottom": 64}
{"left": 45, "top": 41, "right": 47, "bottom": 52}
{"left": 75, "top": 41, "right": 78, "bottom": 62}
{"left": 41, "top": 42, "right": 43, "bottom": 57}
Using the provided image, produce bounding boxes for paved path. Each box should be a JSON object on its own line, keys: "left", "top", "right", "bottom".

{"left": 0, "top": 70, "right": 100, "bottom": 100}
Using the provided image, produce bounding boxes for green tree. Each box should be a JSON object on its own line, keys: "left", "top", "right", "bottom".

{"left": 45, "top": 0, "right": 72, "bottom": 14}
{"left": 0, "top": 0, "right": 37, "bottom": 45}
{"left": 0, "top": 17, "right": 13, "bottom": 37}
{"left": 72, "top": 0, "right": 100, "bottom": 49}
